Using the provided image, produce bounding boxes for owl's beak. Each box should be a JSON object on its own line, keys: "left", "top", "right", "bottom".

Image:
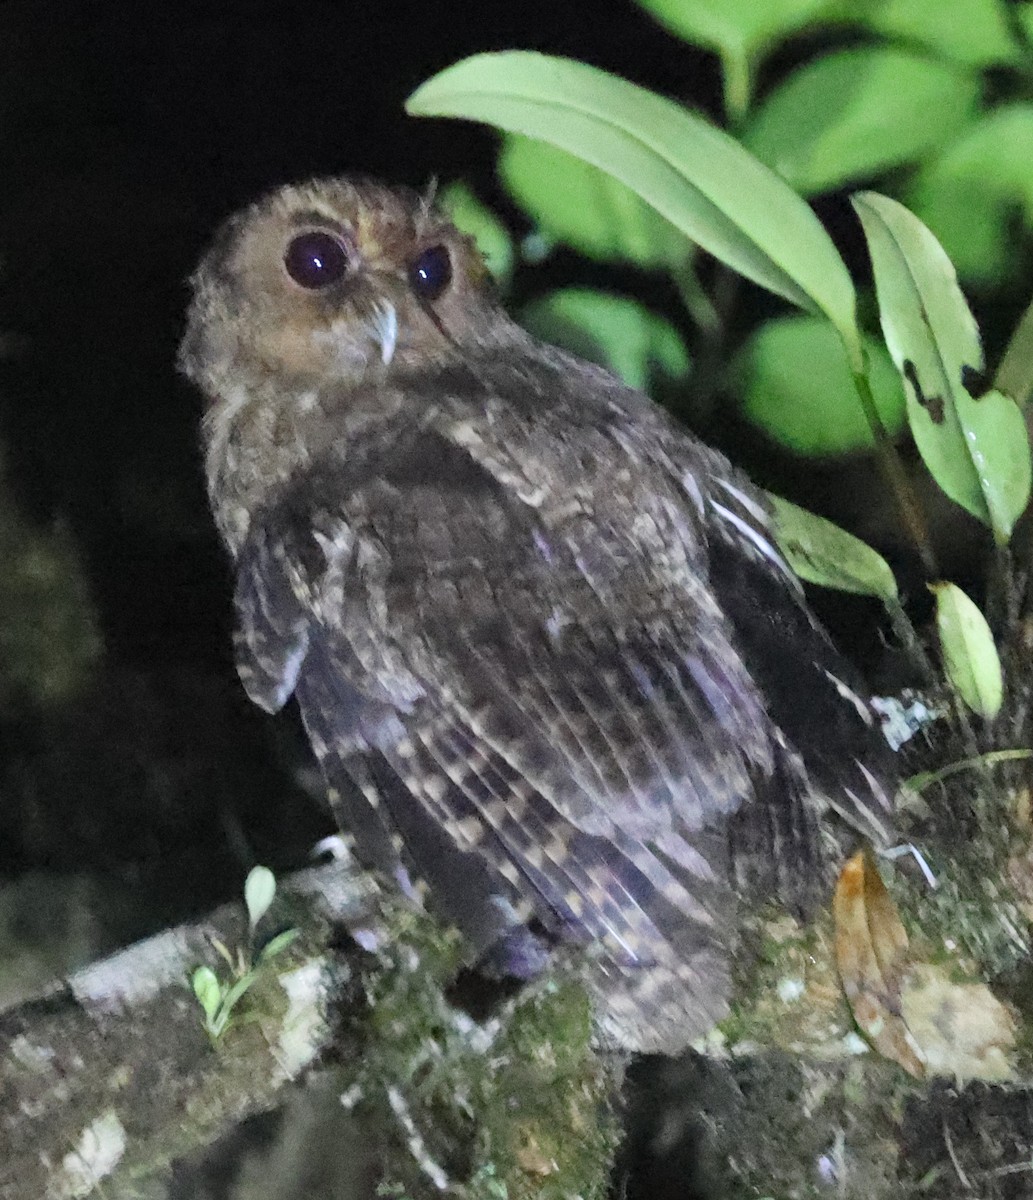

{"left": 370, "top": 300, "right": 398, "bottom": 366}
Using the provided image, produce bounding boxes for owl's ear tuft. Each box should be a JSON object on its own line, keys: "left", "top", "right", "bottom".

{"left": 419, "top": 176, "right": 440, "bottom": 214}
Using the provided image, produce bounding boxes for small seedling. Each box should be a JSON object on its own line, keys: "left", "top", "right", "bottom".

{"left": 190, "top": 865, "right": 299, "bottom": 1041}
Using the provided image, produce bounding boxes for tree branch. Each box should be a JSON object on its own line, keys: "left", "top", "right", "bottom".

{"left": 0, "top": 861, "right": 375, "bottom": 1200}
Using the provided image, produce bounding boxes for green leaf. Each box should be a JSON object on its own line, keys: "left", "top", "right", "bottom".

{"left": 500, "top": 136, "right": 690, "bottom": 269}
{"left": 634, "top": 0, "right": 833, "bottom": 60}
{"left": 944, "top": 386, "right": 1031, "bottom": 540}
{"left": 520, "top": 288, "right": 690, "bottom": 391}
{"left": 734, "top": 315, "right": 905, "bottom": 455}
{"left": 744, "top": 48, "right": 978, "bottom": 195}
{"left": 439, "top": 182, "right": 515, "bottom": 288}
{"left": 192, "top": 966, "right": 223, "bottom": 1021}
{"left": 993, "top": 294, "right": 1033, "bottom": 408}
{"left": 930, "top": 581, "right": 1003, "bottom": 719}
{"left": 1017, "top": 2, "right": 1033, "bottom": 47}
{"left": 853, "top": 191, "right": 1032, "bottom": 543}
{"left": 258, "top": 928, "right": 301, "bottom": 963}
{"left": 244, "top": 865, "right": 276, "bottom": 929}
{"left": 908, "top": 106, "right": 1033, "bottom": 286}
{"left": 845, "top": 0, "right": 1019, "bottom": 69}
{"left": 768, "top": 494, "right": 899, "bottom": 599}
{"left": 221, "top": 970, "right": 258, "bottom": 1015}
{"left": 407, "top": 52, "right": 862, "bottom": 369}
{"left": 633, "top": 0, "right": 835, "bottom": 117}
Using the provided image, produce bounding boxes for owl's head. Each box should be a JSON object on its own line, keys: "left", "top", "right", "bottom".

{"left": 178, "top": 176, "right": 506, "bottom": 401}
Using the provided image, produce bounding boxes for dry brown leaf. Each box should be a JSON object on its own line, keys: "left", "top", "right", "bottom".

{"left": 900, "top": 964, "right": 1016, "bottom": 1082}
{"left": 835, "top": 851, "right": 1017, "bottom": 1081}
{"left": 834, "top": 848, "right": 925, "bottom": 1077}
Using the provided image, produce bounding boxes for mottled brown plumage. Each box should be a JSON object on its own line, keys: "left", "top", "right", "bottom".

{"left": 179, "top": 176, "right": 894, "bottom": 1053}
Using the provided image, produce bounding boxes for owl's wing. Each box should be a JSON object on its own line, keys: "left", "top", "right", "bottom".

{"left": 231, "top": 428, "right": 783, "bottom": 991}
{"left": 663, "top": 444, "right": 896, "bottom": 849}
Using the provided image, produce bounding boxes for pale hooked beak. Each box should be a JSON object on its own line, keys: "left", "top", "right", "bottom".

{"left": 371, "top": 300, "right": 398, "bottom": 366}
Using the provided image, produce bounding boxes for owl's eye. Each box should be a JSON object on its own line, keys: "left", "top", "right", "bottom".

{"left": 284, "top": 230, "right": 349, "bottom": 289}
{"left": 409, "top": 244, "right": 452, "bottom": 301}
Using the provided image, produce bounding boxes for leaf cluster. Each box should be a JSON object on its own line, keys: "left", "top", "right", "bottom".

{"left": 191, "top": 865, "right": 299, "bottom": 1041}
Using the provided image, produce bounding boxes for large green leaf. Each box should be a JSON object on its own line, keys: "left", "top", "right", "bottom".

{"left": 407, "top": 52, "right": 862, "bottom": 369}
{"left": 769, "top": 494, "right": 898, "bottom": 600}
{"left": 930, "top": 582, "right": 1003, "bottom": 720}
{"left": 633, "top": 0, "right": 835, "bottom": 116}
{"left": 499, "top": 136, "right": 689, "bottom": 268}
{"left": 520, "top": 288, "right": 690, "bottom": 392}
{"left": 908, "top": 106, "right": 1033, "bottom": 286}
{"left": 734, "top": 315, "right": 905, "bottom": 455}
{"left": 745, "top": 48, "right": 978, "bottom": 195}
{"left": 634, "top": 0, "right": 833, "bottom": 60}
{"left": 844, "top": 0, "right": 1019, "bottom": 69}
{"left": 854, "top": 192, "right": 1031, "bottom": 543}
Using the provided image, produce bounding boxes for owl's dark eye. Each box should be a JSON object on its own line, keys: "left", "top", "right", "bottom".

{"left": 409, "top": 244, "right": 452, "bottom": 301}
{"left": 284, "top": 230, "right": 349, "bottom": 289}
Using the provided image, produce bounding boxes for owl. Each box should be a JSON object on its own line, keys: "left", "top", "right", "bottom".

{"left": 178, "top": 176, "right": 894, "bottom": 1054}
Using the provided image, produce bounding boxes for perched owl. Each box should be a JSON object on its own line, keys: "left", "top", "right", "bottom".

{"left": 179, "top": 176, "right": 894, "bottom": 1054}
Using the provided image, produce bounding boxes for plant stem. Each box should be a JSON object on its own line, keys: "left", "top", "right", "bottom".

{"left": 884, "top": 596, "right": 937, "bottom": 684}
{"left": 720, "top": 50, "right": 752, "bottom": 131}
{"left": 683, "top": 263, "right": 741, "bottom": 426}
{"left": 672, "top": 259, "right": 721, "bottom": 338}
{"left": 851, "top": 369, "right": 938, "bottom": 578}
{"left": 906, "top": 747, "right": 1032, "bottom": 793}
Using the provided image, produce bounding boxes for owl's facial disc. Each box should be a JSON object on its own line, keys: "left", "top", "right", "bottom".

{"left": 181, "top": 178, "right": 506, "bottom": 404}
